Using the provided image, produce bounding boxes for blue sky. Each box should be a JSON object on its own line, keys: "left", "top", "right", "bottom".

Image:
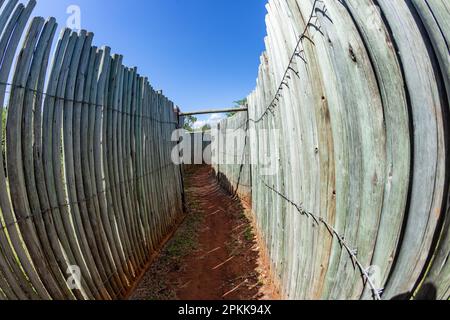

{"left": 33, "top": 0, "right": 268, "bottom": 126}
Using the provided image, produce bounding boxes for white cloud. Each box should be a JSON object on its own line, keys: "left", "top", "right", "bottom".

{"left": 192, "top": 113, "right": 226, "bottom": 129}
{"left": 192, "top": 120, "right": 207, "bottom": 129}
{"left": 210, "top": 113, "right": 225, "bottom": 121}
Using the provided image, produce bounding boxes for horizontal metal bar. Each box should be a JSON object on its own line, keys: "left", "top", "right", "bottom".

{"left": 180, "top": 107, "right": 248, "bottom": 116}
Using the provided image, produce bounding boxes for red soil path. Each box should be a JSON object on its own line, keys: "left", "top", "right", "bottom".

{"left": 130, "top": 165, "right": 278, "bottom": 300}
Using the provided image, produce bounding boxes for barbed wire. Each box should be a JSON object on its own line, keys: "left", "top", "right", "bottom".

{"left": 89, "top": 174, "right": 184, "bottom": 301}
{"left": 0, "top": 162, "right": 176, "bottom": 232}
{"left": 0, "top": 156, "right": 178, "bottom": 299}
{"left": 255, "top": 174, "right": 383, "bottom": 300}
{"left": 0, "top": 79, "right": 180, "bottom": 299}
{"left": 213, "top": 1, "right": 382, "bottom": 295}
{"left": 0, "top": 81, "right": 179, "bottom": 126}
{"left": 238, "top": 0, "right": 325, "bottom": 130}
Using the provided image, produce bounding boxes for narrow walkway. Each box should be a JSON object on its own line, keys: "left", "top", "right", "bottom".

{"left": 130, "top": 166, "right": 277, "bottom": 300}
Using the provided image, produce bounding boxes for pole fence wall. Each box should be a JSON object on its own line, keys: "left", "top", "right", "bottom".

{"left": 213, "top": 112, "right": 252, "bottom": 205}
{"left": 214, "top": 0, "right": 449, "bottom": 300}
{"left": 0, "top": 0, "right": 184, "bottom": 300}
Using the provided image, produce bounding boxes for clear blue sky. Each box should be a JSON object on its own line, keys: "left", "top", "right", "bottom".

{"left": 33, "top": 0, "right": 267, "bottom": 125}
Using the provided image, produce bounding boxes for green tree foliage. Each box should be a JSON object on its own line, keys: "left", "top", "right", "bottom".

{"left": 227, "top": 98, "right": 247, "bottom": 118}
{"left": 201, "top": 124, "right": 212, "bottom": 132}
{"left": 183, "top": 115, "right": 197, "bottom": 132}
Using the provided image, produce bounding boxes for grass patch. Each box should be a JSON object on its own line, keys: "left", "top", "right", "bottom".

{"left": 244, "top": 227, "right": 254, "bottom": 242}
{"left": 133, "top": 205, "right": 204, "bottom": 300}
{"left": 166, "top": 214, "right": 202, "bottom": 258}
{"left": 240, "top": 213, "right": 249, "bottom": 222}
{"left": 165, "top": 200, "right": 203, "bottom": 259}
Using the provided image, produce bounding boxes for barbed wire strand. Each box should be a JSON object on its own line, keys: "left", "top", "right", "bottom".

{"left": 256, "top": 175, "right": 383, "bottom": 300}
{"left": 0, "top": 162, "right": 176, "bottom": 232}
{"left": 0, "top": 81, "right": 179, "bottom": 126}
{"left": 0, "top": 80, "right": 179, "bottom": 299}
{"left": 235, "top": 0, "right": 324, "bottom": 132}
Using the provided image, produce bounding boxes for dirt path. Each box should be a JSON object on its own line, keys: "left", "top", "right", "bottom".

{"left": 130, "top": 165, "right": 277, "bottom": 300}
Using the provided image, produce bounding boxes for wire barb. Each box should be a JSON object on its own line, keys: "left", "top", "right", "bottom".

{"left": 0, "top": 81, "right": 178, "bottom": 126}
{"left": 0, "top": 162, "right": 175, "bottom": 233}
{"left": 256, "top": 174, "right": 382, "bottom": 301}
{"left": 238, "top": 0, "right": 326, "bottom": 131}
